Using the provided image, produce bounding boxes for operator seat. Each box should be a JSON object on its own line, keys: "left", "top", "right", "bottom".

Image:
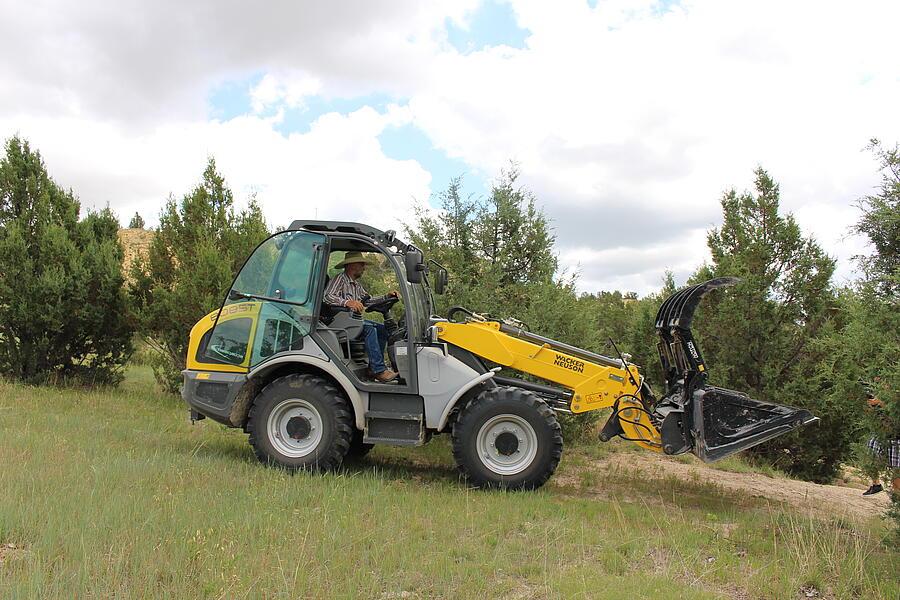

{"left": 318, "top": 274, "right": 367, "bottom": 363}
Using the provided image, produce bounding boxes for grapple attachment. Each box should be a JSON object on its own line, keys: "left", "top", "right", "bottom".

{"left": 652, "top": 278, "right": 816, "bottom": 462}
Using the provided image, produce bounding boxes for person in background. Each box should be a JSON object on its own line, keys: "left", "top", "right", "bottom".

{"left": 862, "top": 393, "right": 899, "bottom": 497}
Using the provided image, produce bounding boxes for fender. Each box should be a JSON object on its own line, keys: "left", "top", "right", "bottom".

{"left": 247, "top": 353, "right": 368, "bottom": 430}
{"left": 437, "top": 371, "right": 496, "bottom": 431}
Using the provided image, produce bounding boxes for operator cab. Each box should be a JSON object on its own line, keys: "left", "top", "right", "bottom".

{"left": 194, "top": 221, "right": 444, "bottom": 396}
{"left": 316, "top": 240, "right": 410, "bottom": 385}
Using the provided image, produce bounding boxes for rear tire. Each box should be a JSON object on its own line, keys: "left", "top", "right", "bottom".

{"left": 452, "top": 386, "right": 563, "bottom": 490}
{"left": 247, "top": 374, "right": 353, "bottom": 472}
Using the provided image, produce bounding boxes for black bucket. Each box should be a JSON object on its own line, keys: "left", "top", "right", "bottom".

{"left": 688, "top": 385, "right": 815, "bottom": 462}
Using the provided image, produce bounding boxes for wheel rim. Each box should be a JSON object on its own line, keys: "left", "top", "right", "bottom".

{"left": 267, "top": 399, "right": 324, "bottom": 458}
{"left": 476, "top": 414, "right": 539, "bottom": 475}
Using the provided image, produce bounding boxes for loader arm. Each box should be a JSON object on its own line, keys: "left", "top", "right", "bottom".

{"left": 435, "top": 278, "right": 816, "bottom": 462}
{"left": 435, "top": 319, "right": 663, "bottom": 452}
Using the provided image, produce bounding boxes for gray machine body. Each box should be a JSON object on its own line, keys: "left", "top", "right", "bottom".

{"left": 183, "top": 327, "right": 491, "bottom": 445}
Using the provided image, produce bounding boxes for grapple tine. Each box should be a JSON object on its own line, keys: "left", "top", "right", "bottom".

{"left": 650, "top": 277, "right": 817, "bottom": 462}
{"left": 655, "top": 277, "right": 739, "bottom": 332}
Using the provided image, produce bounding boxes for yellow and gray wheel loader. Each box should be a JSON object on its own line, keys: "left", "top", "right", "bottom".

{"left": 183, "top": 221, "right": 816, "bottom": 490}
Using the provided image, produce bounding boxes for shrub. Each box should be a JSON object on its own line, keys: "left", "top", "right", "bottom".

{"left": 847, "top": 140, "right": 900, "bottom": 542}
{"left": 0, "top": 136, "right": 132, "bottom": 385}
{"left": 691, "top": 168, "right": 851, "bottom": 482}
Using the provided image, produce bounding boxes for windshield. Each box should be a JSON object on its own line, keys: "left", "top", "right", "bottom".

{"left": 203, "top": 230, "right": 325, "bottom": 368}
{"left": 233, "top": 231, "right": 321, "bottom": 304}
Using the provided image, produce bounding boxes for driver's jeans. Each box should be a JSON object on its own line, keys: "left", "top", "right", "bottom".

{"left": 363, "top": 320, "right": 388, "bottom": 374}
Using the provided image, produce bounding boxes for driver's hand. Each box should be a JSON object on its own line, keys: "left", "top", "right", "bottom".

{"left": 346, "top": 299, "right": 365, "bottom": 313}
{"left": 389, "top": 290, "right": 399, "bottom": 298}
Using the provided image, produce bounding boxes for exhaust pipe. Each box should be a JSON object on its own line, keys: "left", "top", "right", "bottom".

{"left": 651, "top": 278, "right": 817, "bottom": 462}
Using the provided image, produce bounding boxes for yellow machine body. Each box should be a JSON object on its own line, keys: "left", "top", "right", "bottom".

{"left": 436, "top": 320, "right": 662, "bottom": 451}
{"left": 186, "top": 302, "right": 262, "bottom": 373}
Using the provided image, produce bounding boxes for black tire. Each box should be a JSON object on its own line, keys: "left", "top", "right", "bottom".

{"left": 246, "top": 374, "right": 353, "bottom": 472}
{"left": 452, "top": 386, "right": 563, "bottom": 490}
{"left": 346, "top": 429, "right": 374, "bottom": 458}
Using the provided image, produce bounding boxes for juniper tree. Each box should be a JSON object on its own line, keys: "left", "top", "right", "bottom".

{"left": 407, "top": 166, "right": 558, "bottom": 319}
{"left": 0, "top": 136, "right": 132, "bottom": 384}
{"left": 834, "top": 140, "right": 899, "bottom": 539}
{"left": 407, "top": 167, "right": 596, "bottom": 439}
{"left": 692, "top": 167, "right": 846, "bottom": 481}
{"left": 129, "top": 158, "right": 269, "bottom": 392}
{"left": 128, "top": 212, "right": 145, "bottom": 229}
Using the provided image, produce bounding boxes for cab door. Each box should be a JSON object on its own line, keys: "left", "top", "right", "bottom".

{"left": 199, "top": 230, "right": 326, "bottom": 371}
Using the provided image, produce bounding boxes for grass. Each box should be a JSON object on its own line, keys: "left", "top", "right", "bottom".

{"left": 0, "top": 366, "right": 897, "bottom": 599}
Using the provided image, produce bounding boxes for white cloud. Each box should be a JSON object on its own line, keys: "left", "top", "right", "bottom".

{"left": 403, "top": 0, "right": 900, "bottom": 293}
{"left": 560, "top": 226, "right": 710, "bottom": 294}
{"left": 0, "top": 106, "right": 429, "bottom": 235}
{"left": 1, "top": 0, "right": 897, "bottom": 295}
{"left": 249, "top": 73, "right": 324, "bottom": 114}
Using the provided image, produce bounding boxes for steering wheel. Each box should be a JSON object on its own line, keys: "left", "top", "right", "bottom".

{"left": 364, "top": 295, "right": 400, "bottom": 316}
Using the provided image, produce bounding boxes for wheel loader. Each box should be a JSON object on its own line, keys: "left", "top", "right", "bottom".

{"left": 182, "top": 220, "right": 816, "bottom": 490}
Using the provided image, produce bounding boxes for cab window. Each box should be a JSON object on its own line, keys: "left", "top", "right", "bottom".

{"left": 204, "top": 230, "right": 325, "bottom": 368}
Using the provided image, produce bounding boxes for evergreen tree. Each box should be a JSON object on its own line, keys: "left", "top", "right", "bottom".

{"left": 853, "top": 139, "right": 899, "bottom": 295}
{"left": 407, "top": 166, "right": 558, "bottom": 319}
{"left": 693, "top": 168, "right": 845, "bottom": 480}
{"left": 128, "top": 212, "right": 145, "bottom": 229}
{"left": 0, "top": 136, "right": 132, "bottom": 384}
{"left": 130, "top": 158, "right": 269, "bottom": 392}
{"left": 407, "top": 168, "right": 594, "bottom": 439}
{"left": 622, "top": 272, "right": 678, "bottom": 391}
{"left": 474, "top": 165, "right": 557, "bottom": 286}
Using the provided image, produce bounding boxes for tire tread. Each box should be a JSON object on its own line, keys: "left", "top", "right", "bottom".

{"left": 452, "top": 386, "right": 563, "bottom": 490}
{"left": 246, "top": 373, "right": 353, "bottom": 472}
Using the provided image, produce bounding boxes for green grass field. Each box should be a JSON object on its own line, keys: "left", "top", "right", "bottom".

{"left": 1, "top": 367, "right": 897, "bottom": 599}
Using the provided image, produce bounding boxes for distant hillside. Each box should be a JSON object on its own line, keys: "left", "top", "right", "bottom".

{"left": 117, "top": 228, "right": 154, "bottom": 277}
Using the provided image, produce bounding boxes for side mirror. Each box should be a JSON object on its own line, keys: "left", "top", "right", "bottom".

{"left": 434, "top": 268, "right": 448, "bottom": 295}
{"left": 404, "top": 249, "right": 425, "bottom": 284}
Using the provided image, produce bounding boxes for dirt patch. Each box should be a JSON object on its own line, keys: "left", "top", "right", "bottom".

{"left": 582, "top": 452, "right": 890, "bottom": 522}
{"left": 504, "top": 581, "right": 554, "bottom": 600}
{"left": 378, "top": 592, "right": 420, "bottom": 600}
{"left": 636, "top": 546, "right": 751, "bottom": 600}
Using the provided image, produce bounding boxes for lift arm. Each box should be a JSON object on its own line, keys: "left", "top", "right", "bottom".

{"left": 435, "top": 319, "right": 664, "bottom": 451}
{"left": 435, "top": 279, "right": 816, "bottom": 462}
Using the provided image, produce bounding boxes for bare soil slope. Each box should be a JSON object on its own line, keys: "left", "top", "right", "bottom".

{"left": 592, "top": 451, "right": 890, "bottom": 521}
{"left": 117, "top": 227, "right": 154, "bottom": 278}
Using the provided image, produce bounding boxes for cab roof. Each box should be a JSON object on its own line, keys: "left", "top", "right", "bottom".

{"left": 288, "top": 220, "right": 410, "bottom": 252}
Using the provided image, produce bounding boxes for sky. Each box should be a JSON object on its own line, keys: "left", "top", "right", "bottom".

{"left": 1, "top": 0, "right": 897, "bottom": 294}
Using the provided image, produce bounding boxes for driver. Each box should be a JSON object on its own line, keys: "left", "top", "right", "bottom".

{"left": 324, "top": 251, "right": 399, "bottom": 382}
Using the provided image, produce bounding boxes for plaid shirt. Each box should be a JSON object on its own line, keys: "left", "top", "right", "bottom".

{"left": 867, "top": 436, "right": 900, "bottom": 468}
{"left": 324, "top": 272, "right": 389, "bottom": 308}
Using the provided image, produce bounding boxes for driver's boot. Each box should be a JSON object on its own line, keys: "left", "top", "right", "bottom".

{"left": 373, "top": 369, "right": 398, "bottom": 382}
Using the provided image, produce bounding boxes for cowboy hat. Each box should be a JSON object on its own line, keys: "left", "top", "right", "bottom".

{"left": 333, "top": 251, "right": 378, "bottom": 269}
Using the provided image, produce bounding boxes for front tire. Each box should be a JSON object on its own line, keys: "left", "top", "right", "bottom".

{"left": 247, "top": 374, "right": 353, "bottom": 472}
{"left": 452, "top": 386, "right": 563, "bottom": 490}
